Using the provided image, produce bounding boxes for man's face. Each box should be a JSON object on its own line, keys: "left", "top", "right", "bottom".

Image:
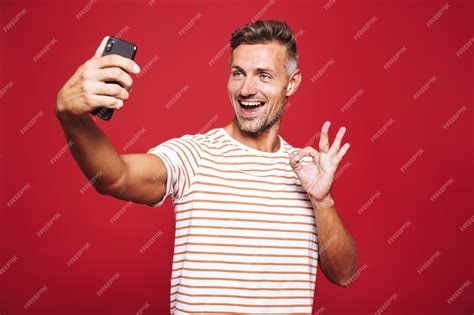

{"left": 227, "top": 42, "right": 299, "bottom": 134}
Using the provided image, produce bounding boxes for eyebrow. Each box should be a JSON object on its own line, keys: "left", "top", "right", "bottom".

{"left": 231, "top": 65, "right": 275, "bottom": 73}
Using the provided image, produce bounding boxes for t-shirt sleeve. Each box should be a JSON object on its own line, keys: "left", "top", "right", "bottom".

{"left": 145, "top": 134, "right": 202, "bottom": 207}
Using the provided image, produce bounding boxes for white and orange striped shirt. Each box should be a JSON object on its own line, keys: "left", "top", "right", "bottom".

{"left": 147, "top": 127, "right": 318, "bottom": 314}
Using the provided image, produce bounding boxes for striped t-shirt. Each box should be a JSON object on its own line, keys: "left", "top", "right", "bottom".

{"left": 146, "top": 127, "right": 318, "bottom": 314}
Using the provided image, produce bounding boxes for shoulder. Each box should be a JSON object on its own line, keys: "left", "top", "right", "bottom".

{"left": 182, "top": 127, "right": 228, "bottom": 150}
{"left": 279, "top": 134, "right": 298, "bottom": 155}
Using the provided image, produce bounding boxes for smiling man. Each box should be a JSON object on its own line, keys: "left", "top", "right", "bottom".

{"left": 56, "top": 20, "right": 356, "bottom": 315}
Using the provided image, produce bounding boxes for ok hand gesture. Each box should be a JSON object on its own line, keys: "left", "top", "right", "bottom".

{"left": 289, "top": 121, "right": 350, "bottom": 201}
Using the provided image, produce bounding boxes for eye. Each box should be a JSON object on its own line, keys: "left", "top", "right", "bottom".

{"left": 232, "top": 71, "right": 244, "bottom": 78}
{"left": 259, "top": 73, "right": 271, "bottom": 80}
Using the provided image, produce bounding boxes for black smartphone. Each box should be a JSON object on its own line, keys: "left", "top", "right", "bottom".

{"left": 91, "top": 36, "right": 138, "bottom": 121}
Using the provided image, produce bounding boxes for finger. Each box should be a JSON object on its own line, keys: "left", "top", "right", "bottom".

{"left": 294, "top": 147, "right": 318, "bottom": 160}
{"left": 94, "top": 36, "right": 110, "bottom": 59}
{"left": 88, "top": 81, "right": 130, "bottom": 101}
{"left": 88, "top": 95, "right": 123, "bottom": 109}
{"left": 94, "top": 68, "right": 133, "bottom": 91}
{"left": 292, "top": 147, "right": 318, "bottom": 167}
{"left": 95, "top": 54, "right": 140, "bottom": 74}
{"left": 319, "top": 121, "right": 331, "bottom": 153}
{"left": 328, "top": 126, "right": 346, "bottom": 156}
{"left": 289, "top": 151, "right": 300, "bottom": 168}
{"left": 333, "top": 143, "right": 350, "bottom": 165}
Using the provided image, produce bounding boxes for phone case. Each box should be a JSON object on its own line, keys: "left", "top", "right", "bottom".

{"left": 91, "top": 37, "right": 137, "bottom": 121}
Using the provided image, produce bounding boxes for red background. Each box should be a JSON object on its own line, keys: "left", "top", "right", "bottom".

{"left": 1, "top": 0, "right": 473, "bottom": 314}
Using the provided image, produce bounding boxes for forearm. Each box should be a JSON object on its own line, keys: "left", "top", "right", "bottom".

{"left": 56, "top": 112, "right": 127, "bottom": 193}
{"left": 311, "top": 194, "right": 357, "bottom": 286}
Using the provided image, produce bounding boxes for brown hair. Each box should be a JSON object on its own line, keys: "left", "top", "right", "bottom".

{"left": 230, "top": 20, "right": 298, "bottom": 75}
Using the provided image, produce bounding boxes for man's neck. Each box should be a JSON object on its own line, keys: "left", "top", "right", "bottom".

{"left": 223, "top": 120, "right": 281, "bottom": 153}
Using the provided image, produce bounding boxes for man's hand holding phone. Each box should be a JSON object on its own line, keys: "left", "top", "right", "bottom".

{"left": 56, "top": 36, "right": 140, "bottom": 122}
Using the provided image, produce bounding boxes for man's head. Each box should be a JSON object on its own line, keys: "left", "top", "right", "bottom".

{"left": 227, "top": 20, "right": 302, "bottom": 134}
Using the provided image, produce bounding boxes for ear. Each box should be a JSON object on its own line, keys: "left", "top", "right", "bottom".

{"left": 286, "top": 69, "right": 302, "bottom": 97}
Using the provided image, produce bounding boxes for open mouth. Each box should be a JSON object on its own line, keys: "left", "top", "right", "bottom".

{"left": 238, "top": 100, "right": 266, "bottom": 117}
{"left": 238, "top": 100, "right": 266, "bottom": 110}
{"left": 238, "top": 100, "right": 266, "bottom": 108}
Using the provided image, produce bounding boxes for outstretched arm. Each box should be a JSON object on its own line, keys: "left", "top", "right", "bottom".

{"left": 56, "top": 36, "right": 167, "bottom": 206}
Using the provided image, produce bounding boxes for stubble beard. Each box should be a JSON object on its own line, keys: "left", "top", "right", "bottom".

{"left": 235, "top": 100, "right": 287, "bottom": 134}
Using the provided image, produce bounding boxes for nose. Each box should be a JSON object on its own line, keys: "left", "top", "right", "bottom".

{"left": 240, "top": 76, "right": 258, "bottom": 97}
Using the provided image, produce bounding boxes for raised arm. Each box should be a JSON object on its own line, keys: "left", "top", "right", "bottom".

{"left": 55, "top": 36, "right": 167, "bottom": 206}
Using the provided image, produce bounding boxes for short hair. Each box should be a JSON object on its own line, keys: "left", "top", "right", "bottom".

{"left": 230, "top": 20, "right": 298, "bottom": 76}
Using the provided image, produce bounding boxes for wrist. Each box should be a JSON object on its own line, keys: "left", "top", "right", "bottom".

{"left": 55, "top": 106, "right": 89, "bottom": 125}
{"left": 310, "top": 193, "right": 335, "bottom": 209}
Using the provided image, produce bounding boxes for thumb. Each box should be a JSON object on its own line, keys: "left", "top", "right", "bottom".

{"left": 93, "top": 36, "right": 110, "bottom": 59}
{"left": 289, "top": 151, "right": 300, "bottom": 169}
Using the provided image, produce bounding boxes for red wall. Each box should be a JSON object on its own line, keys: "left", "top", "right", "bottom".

{"left": 1, "top": 0, "right": 472, "bottom": 314}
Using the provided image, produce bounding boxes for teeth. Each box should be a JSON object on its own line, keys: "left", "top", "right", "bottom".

{"left": 240, "top": 101, "right": 264, "bottom": 106}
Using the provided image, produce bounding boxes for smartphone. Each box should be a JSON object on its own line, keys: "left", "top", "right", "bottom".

{"left": 91, "top": 36, "right": 138, "bottom": 121}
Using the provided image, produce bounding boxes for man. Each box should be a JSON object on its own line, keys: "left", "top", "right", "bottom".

{"left": 56, "top": 20, "right": 356, "bottom": 315}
